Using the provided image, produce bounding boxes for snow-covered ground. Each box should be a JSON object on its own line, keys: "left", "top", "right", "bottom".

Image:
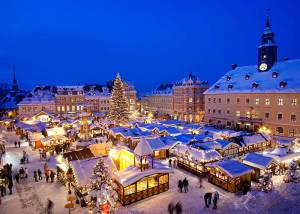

{"left": 1, "top": 126, "right": 300, "bottom": 214}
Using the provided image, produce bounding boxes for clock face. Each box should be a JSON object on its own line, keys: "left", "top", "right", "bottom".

{"left": 259, "top": 63, "right": 268, "bottom": 71}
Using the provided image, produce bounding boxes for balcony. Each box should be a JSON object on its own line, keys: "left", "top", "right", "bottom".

{"left": 239, "top": 117, "right": 262, "bottom": 123}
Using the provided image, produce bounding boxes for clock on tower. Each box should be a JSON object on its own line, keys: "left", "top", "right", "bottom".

{"left": 258, "top": 17, "right": 277, "bottom": 72}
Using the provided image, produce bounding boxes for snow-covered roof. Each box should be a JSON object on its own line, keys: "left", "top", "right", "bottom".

{"left": 146, "top": 137, "right": 170, "bottom": 150}
{"left": 214, "top": 160, "right": 254, "bottom": 178}
{"left": 243, "top": 153, "right": 276, "bottom": 170}
{"left": 205, "top": 59, "right": 300, "bottom": 94}
{"left": 134, "top": 138, "right": 153, "bottom": 156}
{"left": 242, "top": 134, "right": 267, "bottom": 146}
{"left": 114, "top": 161, "right": 172, "bottom": 187}
{"left": 264, "top": 147, "right": 300, "bottom": 163}
{"left": 193, "top": 139, "right": 238, "bottom": 151}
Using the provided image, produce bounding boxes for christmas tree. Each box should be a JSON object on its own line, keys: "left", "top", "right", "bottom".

{"left": 89, "top": 158, "right": 118, "bottom": 214}
{"left": 284, "top": 160, "right": 299, "bottom": 183}
{"left": 258, "top": 173, "right": 273, "bottom": 192}
{"left": 108, "top": 73, "right": 130, "bottom": 124}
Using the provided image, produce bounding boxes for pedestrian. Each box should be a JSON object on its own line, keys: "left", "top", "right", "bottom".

{"left": 173, "top": 159, "right": 177, "bottom": 168}
{"left": 50, "top": 170, "right": 55, "bottom": 183}
{"left": 18, "top": 141, "right": 21, "bottom": 148}
{"left": 178, "top": 180, "right": 183, "bottom": 193}
{"left": 34, "top": 170, "right": 38, "bottom": 182}
{"left": 24, "top": 167, "right": 28, "bottom": 178}
{"left": 15, "top": 173, "right": 20, "bottom": 184}
{"left": 168, "top": 202, "right": 174, "bottom": 214}
{"left": 169, "top": 159, "right": 172, "bottom": 168}
{"left": 175, "top": 202, "right": 182, "bottom": 214}
{"left": 14, "top": 141, "right": 17, "bottom": 148}
{"left": 182, "top": 177, "right": 189, "bottom": 193}
{"left": 199, "top": 175, "right": 203, "bottom": 188}
{"left": 46, "top": 199, "right": 54, "bottom": 214}
{"left": 213, "top": 191, "right": 219, "bottom": 209}
{"left": 0, "top": 184, "right": 6, "bottom": 196}
{"left": 204, "top": 192, "right": 212, "bottom": 208}
{"left": 45, "top": 169, "right": 50, "bottom": 183}
{"left": 8, "top": 180, "right": 13, "bottom": 194}
{"left": 38, "top": 169, "right": 43, "bottom": 180}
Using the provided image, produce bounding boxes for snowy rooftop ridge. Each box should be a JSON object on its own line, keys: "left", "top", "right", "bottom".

{"left": 243, "top": 152, "right": 275, "bottom": 170}
{"left": 204, "top": 59, "right": 300, "bottom": 94}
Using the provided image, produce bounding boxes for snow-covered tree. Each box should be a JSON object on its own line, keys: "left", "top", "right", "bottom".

{"left": 108, "top": 73, "right": 130, "bottom": 124}
{"left": 258, "top": 173, "right": 273, "bottom": 192}
{"left": 284, "top": 160, "right": 299, "bottom": 183}
{"left": 89, "top": 158, "right": 118, "bottom": 214}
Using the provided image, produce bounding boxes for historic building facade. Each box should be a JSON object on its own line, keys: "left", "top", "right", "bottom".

{"left": 204, "top": 18, "right": 300, "bottom": 137}
{"left": 141, "top": 74, "right": 208, "bottom": 123}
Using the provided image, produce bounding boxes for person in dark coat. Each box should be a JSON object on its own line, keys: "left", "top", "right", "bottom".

{"left": 204, "top": 192, "right": 212, "bottom": 208}
{"left": 37, "top": 169, "right": 43, "bottom": 180}
{"left": 50, "top": 170, "right": 55, "bottom": 183}
{"left": 0, "top": 184, "right": 6, "bottom": 196}
{"left": 182, "top": 177, "right": 189, "bottom": 193}
{"left": 178, "top": 180, "right": 183, "bottom": 193}
{"left": 15, "top": 173, "right": 20, "bottom": 184}
{"left": 34, "top": 170, "right": 38, "bottom": 182}
{"left": 175, "top": 202, "right": 182, "bottom": 214}
{"left": 18, "top": 141, "right": 21, "bottom": 148}
{"left": 8, "top": 180, "right": 13, "bottom": 194}
{"left": 14, "top": 141, "right": 17, "bottom": 148}
{"left": 213, "top": 191, "right": 219, "bottom": 209}
{"left": 168, "top": 202, "right": 174, "bottom": 214}
{"left": 45, "top": 169, "right": 50, "bottom": 183}
{"left": 169, "top": 159, "right": 172, "bottom": 168}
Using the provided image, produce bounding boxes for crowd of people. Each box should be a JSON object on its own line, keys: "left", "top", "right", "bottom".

{"left": 33, "top": 164, "right": 56, "bottom": 183}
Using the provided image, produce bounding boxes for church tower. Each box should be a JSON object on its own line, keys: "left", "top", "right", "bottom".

{"left": 11, "top": 67, "right": 19, "bottom": 96}
{"left": 258, "top": 17, "right": 277, "bottom": 72}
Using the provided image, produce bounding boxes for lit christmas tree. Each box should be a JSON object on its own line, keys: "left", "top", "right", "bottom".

{"left": 284, "top": 160, "right": 299, "bottom": 183}
{"left": 89, "top": 158, "right": 118, "bottom": 214}
{"left": 258, "top": 173, "right": 273, "bottom": 192}
{"left": 108, "top": 73, "right": 130, "bottom": 124}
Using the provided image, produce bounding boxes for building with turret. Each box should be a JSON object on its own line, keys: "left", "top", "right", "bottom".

{"left": 204, "top": 18, "right": 300, "bottom": 137}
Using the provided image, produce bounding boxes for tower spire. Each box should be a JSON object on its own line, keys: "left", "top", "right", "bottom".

{"left": 11, "top": 65, "right": 18, "bottom": 92}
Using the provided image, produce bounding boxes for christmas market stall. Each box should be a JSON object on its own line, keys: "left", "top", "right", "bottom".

{"left": 172, "top": 144, "right": 222, "bottom": 175}
{"left": 144, "top": 137, "right": 170, "bottom": 159}
{"left": 242, "top": 152, "right": 278, "bottom": 181}
{"left": 113, "top": 139, "right": 172, "bottom": 205}
{"left": 208, "top": 160, "right": 253, "bottom": 193}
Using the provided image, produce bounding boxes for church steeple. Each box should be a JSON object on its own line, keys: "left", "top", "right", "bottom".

{"left": 11, "top": 66, "right": 19, "bottom": 93}
{"left": 258, "top": 16, "right": 277, "bottom": 72}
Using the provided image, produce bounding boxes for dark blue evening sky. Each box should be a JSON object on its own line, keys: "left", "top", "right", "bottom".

{"left": 0, "top": 0, "right": 299, "bottom": 94}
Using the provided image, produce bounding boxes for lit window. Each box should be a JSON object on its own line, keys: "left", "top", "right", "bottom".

{"left": 66, "top": 106, "right": 70, "bottom": 111}
{"left": 208, "top": 109, "right": 211, "bottom": 114}
{"left": 255, "top": 98, "right": 259, "bottom": 105}
{"left": 76, "top": 106, "right": 80, "bottom": 111}
{"left": 278, "top": 98, "right": 283, "bottom": 106}
{"left": 189, "top": 98, "right": 193, "bottom": 103}
{"left": 236, "top": 111, "right": 240, "bottom": 117}
{"left": 61, "top": 106, "right": 65, "bottom": 112}
{"left": 246, "top": 111, "right": 251, "bottom": 118}
{"left": 292, "top": 98, "right": 297, "bottom": 106}
{"left": 265, "top": 98, "right": 270, "bottom": 105}
{"left": 57, "top": 106, "right": 61, "bottom": 112}
{"left": 289, "top": 129, "right": 296, "bottom": 137}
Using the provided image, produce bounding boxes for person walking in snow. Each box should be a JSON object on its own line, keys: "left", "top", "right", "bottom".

{"left": 38, "top": 169, "right": 43, "bottom": 180}
{"left": 34, "top": 170, "right": 38, "bottom": 182}
{"left": 169, "top": 159, "right": 172, "bottom": 168}
{"left": 173, "top": 159, "right": 177, "bottom": 168}
{"left": 178, "top": 180, "right": 183, "bottom": 193}
{"left": 24, "top": 168, "right": 28, "bottom": 178}
{"left": 8, "top": 180, "right": 13, "bottom": 195}
{"left": 15, "top": 173, "right": 20, "bottom": 184}
{"left": 14, "top": 141, "right": 17, "bottom": 148}
{"left": 45, "top": 169, "right": 50, "bottom": 183}
{"left": 46, "top": 199, "right": 54, "bottom": 214}
{"left": 213, "top": 191, "right": 219, "bottom": 209}
{"left": 175, "top": 202, "right": 182, "bottom": 214}
{"left": 182, "top": 177, "right": 189, "bottom": 193}
{"left": 204, "top": 192, "right": 212, "bottom": 208}
{"left": 168, "top": 202, "right": 174, "bottom": 214}
{"left": 18, "top": 141, "right": 21, "bottom": 148}
{"left": 199, "top": 175, "right": 203, "bottom": 188}
{"left": 50, "top": 170, "right": 55, "bottom": 183}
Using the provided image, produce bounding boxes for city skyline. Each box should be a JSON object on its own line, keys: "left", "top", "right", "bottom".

{"left": 0, "top": 0, "right": 300, "bottom": 93}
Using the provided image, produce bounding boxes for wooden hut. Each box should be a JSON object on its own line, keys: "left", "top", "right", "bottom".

{"left": 242, "top": 153, "right": 278, "bottom": 181}
{"left": 208, "top": 160, "right": 253, "bottom": 192}
{"left": 113, "top": 139, "right": 172, "bottom": 205}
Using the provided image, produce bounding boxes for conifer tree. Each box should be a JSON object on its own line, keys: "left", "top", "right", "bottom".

{"left": 108, "top": 73, "right": 130, "bottom": 124}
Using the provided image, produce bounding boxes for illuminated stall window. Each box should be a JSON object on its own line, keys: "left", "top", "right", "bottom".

{"left": 124, "top": 184, "right": 136, "bottom": 195}
{"left": 137, "top": 178, "right": 148, "bottom": 192}
{"left": 148, "top": 175, "right": 158, "bottom": 188}
{"left": 159, "top": 174, "right": 168, "bottom": 184}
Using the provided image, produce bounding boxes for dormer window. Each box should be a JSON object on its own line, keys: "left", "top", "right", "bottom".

{"left": 252, "top": 83, "right": 259, "bottom": 89}
{"left": 245, "top": 75, "right": 250, "bottom": 80}
{"left": 226, "top": 76, "right": 232, "bottom": 81}
{"left": 214, "top": 85, "right": 219, "bottom": 90}
{"left": 272, "top": 72, "right": 279, "bottom": 78}
{"left": 228, "top": 84, "right": 233, "bottom": 90}
{"left": 280, "top": 81, "right": 287, "bottom": 88}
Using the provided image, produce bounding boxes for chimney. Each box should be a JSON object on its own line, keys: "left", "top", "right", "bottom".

{"left": 231, "top": 64, "right": 238, "bottom": 70}
{"left": 284, "top": 57, "right": 289, "bottom": 61}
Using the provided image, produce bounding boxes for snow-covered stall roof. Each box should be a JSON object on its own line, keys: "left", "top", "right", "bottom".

{"left": 214, "top": 160, "right": 254, "bottom": 178}
{"left": 70, "top": 157, "right": 100, "bottom": 187}
{"left": 242, "top": 134, "right": 267, "bottom": 146}
{"left": 160, "top": 136, "right": 178, "bottom": 148}
{"left": 193, "top": 139, "right": 237, "bottom": 151}
{"left": 146, "top": 137, "right": 170, "bottom": 150}
{"left": 175, "top": 134, "right": 195, "bottom": 144}
{"left": 263, "top": 147, "right": 300, "bottom": 163}
{"left": 134, "top": 138, "right": 153, "bottom": 156}
{"left": 205, "top": 59, "right": 300, "bottom": 94}
{"left": 114, "top": 161, "right": 172, "bottom": 187}
{"left": 243, "top": 153, "right": 276, "bottom": 170}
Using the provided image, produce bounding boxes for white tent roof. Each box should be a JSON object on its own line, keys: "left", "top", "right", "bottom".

{"left": 134, "top": 138, "right": 153, "bottom": 156}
